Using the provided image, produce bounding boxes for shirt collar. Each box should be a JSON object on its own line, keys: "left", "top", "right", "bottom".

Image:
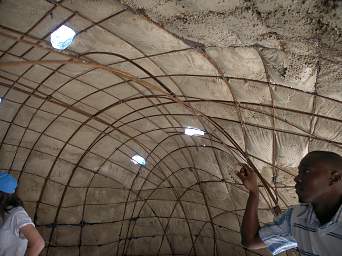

{"left": 307, "top": 204, "right": 316, "bottom": 224}
{"left": 331, "top": 203, "right": 342, "bottom": 223}
{"left": 307, "top": 203, "right": 342, "bottom": 226}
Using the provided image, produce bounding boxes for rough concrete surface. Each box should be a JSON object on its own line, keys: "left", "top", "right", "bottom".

{"left": 0, "top": 0, "right": 341, "bottom": 255}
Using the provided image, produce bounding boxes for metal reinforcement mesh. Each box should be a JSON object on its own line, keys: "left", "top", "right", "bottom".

{"left": 0, "top": 0, "right": 341, "bottom": 255}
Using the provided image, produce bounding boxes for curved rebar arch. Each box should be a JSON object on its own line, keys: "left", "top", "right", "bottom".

{"left": 1, "top": 1, "right": 340, "bottom": 256}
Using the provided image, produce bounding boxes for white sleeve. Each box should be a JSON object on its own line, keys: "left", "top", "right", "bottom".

{"left": 11, "top": 207, "right": 35, "bottom": 237}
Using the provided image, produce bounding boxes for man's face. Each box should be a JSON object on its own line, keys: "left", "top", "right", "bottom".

{"left": 294, "top": 158, "right": 332, "bottom": 203}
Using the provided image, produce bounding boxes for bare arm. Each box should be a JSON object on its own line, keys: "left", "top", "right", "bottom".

{"left": 237, "top": 165, "right": 266, "bottom": 250}
{"left": 20, "top": 224, "right": 45, "bottom": 256}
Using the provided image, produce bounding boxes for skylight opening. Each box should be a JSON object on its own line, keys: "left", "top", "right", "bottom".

{"left": 50, "top": 25, "right": 76, "bottom": 50}
{"left": 184, "top": 127, "right": 205, "bottom": 136}
{"left": 131, "top": 155, "right": 146, "bottom": 166}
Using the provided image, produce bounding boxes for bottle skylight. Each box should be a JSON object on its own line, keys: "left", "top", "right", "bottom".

{"left": 50, "top": 25, "right": 76, "bottom": 50}
{"left": 131, "top": 155, "right": 146, "bottom": 166}
{"left": 184, "top": 127, "right": 205, "bottom": 136}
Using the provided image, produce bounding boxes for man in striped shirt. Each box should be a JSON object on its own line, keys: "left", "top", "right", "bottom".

{"left": 237, "top": 151, "right": 342, "bottom": 255}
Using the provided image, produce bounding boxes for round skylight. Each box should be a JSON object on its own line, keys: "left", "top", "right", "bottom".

{"left": 50, "top": 25, "right": 76, "bottom": 50}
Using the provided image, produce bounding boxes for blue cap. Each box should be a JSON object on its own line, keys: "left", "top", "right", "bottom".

{"left": 0, "top": 172, "right": 17, "bottom": 194}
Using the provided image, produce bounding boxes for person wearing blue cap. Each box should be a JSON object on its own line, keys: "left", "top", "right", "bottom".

{"left": 0, "top": 172, "right": 44, "bottom": 256}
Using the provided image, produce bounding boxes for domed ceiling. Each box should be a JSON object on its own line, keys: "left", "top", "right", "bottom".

{"left": 0, "top": 0, "right": 341, "bottom": 255}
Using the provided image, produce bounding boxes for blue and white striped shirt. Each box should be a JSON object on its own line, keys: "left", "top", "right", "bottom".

{"left": 259, "top": 203, "right": 342, "bottom": 256}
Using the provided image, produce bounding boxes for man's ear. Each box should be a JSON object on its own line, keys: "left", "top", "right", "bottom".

{"left": 330, "top": 171, "right": 342, "bottom": 185}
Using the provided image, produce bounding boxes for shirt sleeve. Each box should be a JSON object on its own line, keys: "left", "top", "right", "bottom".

{"left": 259, "top": 207, "right": 298, "bottom": 255}
{"left": 11, "top": 207, "right": 35, "bottom": 237}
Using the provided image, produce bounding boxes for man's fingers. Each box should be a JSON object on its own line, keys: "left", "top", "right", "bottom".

{"left": 241, "top": 166, "right": 249, "bottom": 176}
{"left": 236, "top": 171, "right": 242, "bottom": 179}
{"left": 240, "top": 163, "right": 248, "bottom": 170}
{"left": 242, "top": 165, "right": 254, "bottom": 176}
{"left": 236, "top": 171, "right": 245, "bottom": 181}
{"left": 245, "top": 165, "right": 252, "bottom": 173}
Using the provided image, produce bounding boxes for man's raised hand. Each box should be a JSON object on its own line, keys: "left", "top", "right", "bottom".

{"left": 237, "top": 165, "right": 258, "bottom": 193}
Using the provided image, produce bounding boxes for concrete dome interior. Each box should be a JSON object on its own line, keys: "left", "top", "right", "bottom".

{"left": 0, "top": 0, "right": 341, "bottom": 255}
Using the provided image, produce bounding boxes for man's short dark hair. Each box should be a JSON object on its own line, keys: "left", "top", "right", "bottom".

{"left": 302, "top": 151, "right": 342, "bottom": 172}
